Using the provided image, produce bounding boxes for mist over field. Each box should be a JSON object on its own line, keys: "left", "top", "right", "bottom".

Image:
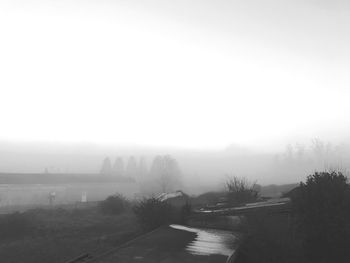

{"left": 1, "top": 138, "right": 350, "bottom": 193}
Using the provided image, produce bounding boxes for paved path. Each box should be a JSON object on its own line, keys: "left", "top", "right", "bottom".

{"left": 92, "top": 225, "right": 240, "bottom": 263}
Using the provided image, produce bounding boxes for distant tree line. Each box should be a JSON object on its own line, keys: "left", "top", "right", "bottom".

{"left": 275, "top": 138, "right": 350, "bottom": 173}
{"left": 100, "top": 155, "right": 182, "bottom": 194}
{"left": 100, "top": 156, "right": 147, "bottom": 179}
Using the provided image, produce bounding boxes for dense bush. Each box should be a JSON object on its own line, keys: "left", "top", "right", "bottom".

{"left": 99, "top": 194, "right": 130, "bottom": 215}
{"left": 292, "top": 171, "right": 350, "bottom": 262}
{"left": 133, "top": 198, "right": 173, "bottom": 230}
{"left": 237, "top": 212, "right": 306, "bottom": 263}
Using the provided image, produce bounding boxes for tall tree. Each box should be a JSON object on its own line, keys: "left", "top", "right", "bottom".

{"left": 100, "top": 157, "right": 112, "bottom": 175}
{"left": 295, "top": 143, "right": 305, "bottom": 160}
{"left": 126, "top": 156, "right": 138, "bottom": 178}
{"left": 292, "top": 171, "right": 350, "bottom": 262}
{"left": 284, "top": 144, "right": 294, "bottom": 161}
{"left": 149, "top": 155, "right": 182, "bottom": 193}
{"left": 225, "top": 176, "right": 258, "bottom": 205}
{"left": 311, "top": 138, "right": 325, "bottom": 161}
{"left": 138, "top": 156, "right": 147, "bottom": 180}
{"left": 113, "top": 157, "right": 124, "bottom": 177}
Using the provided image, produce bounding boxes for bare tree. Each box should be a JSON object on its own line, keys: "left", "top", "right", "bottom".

{"left": 311, "top": 138, "right": 325, "bottom": 160}
{"left": 149, "top": 155, "right": 182, "bottom": 193}
{"left": 225, "top": 176, "right": 258, "bottom": 205}
{"left": 284, "top": 144, "right": 294, "bottom": 161}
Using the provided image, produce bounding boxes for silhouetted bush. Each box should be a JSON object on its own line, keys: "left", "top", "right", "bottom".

{"left": 237, "top": 212, "right": 306, "bottom": 263}
{"left": 292, "top": 171, "right": 350, "bottom": 262}
{"left": 226, "top": 176, "right": 258, "bottom": 206}
{"left": 133, "top": 198, "right": 173, "bottom": 230}
{"left": 99, "top": 194, "right": 129, "bottom": 215}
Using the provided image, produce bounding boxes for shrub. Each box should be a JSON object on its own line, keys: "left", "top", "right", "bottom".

{"left": 133, "top": 198, "right": 172, "bottom": 230}
{"left": 292, "top": 171, "right": 350, "bottom": 262}
{"left": 99, "top": 194, "right": 129, "bottom": 215}
{"left": 226, "top": 176, "right": 258, "bottom": 206}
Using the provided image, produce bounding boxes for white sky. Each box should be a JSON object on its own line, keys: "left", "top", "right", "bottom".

{"left": 0, "top": 0, "right": 350, "bottom": 150}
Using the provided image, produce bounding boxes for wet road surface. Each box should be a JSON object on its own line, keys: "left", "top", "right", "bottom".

{"left": 94, "top": 224, "right": 240, "bottom": 263}
{"left": 170, "top": 224, "right": 238, "bottom": 257}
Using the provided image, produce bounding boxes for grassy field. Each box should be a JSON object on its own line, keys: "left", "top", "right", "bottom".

{"left": 0, "top": 206, "right": 141, "bottom": 263}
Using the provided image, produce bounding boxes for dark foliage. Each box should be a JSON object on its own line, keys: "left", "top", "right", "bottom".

{"left": 292, "top": 171, "right": 350, "bottom": 262}
{"left": 133, "top": 198, "right": 173, "bottom": 230}
{"left": 237, "top": 212, "right": 306, "bottom": 263}
{"left": 99, "top": 194, "right": 130, "bottom": 215}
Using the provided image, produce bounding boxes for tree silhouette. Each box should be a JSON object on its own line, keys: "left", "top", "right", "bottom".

{"left": 149, "top": 155, "right": 182, "bottom": 193}
{"left": 138, "top": 156, "right": 147, "bottom": 180}
{"left": 113, "top": 157, "right": 124, "bottom": 177}
{"left": 295, "top": 143, "right": 305, "bottom": 161}
{"left": 292, "top": 171, "right": 350, "bottom": 262}
{"left": 100, "top": 157, "right": 112, "bottom": 175}
{"left": 126, "top": 156, "right": 138, "bottom": 178}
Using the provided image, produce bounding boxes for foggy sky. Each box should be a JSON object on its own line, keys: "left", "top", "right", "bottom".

{"left": 0, "top": 0, "right": 349, "bottom": 150}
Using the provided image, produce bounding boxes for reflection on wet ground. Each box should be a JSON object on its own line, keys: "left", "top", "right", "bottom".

{"left": 95, "top": 224, "right": 241, "bottom": 262}
{"left": 170, "top": 224, "right": 239, "bottom": 257}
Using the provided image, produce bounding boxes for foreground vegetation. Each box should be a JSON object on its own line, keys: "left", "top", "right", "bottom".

{"left": 0, "top": 205, "right": 140, "bottom": 263}
{"left": 2, "top": 171, "right": 348, "bottom": 263}
{"left": 236, "top": 213, "right": 306, "bottom": 263}
{"left": 0, "top": 193, "right": 191, "bottom": 263}
{"left": 237, "top": 171, "right": 350, "bottom": 263}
